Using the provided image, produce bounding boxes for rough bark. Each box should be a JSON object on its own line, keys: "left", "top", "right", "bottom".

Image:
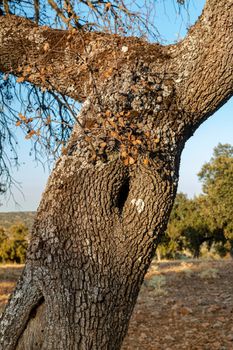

{"left": 0, "top": 14, "right": 167, "bottom": 102}
{"left": 0, "top": 0, "right": 232, "bottom": 349}
{"left": 173, "top": 0, "right": 233, "bottom": 127}
{"left": 1, "top": 111, "right": 181, "bottom": 349}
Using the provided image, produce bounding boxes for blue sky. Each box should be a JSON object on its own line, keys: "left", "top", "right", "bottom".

{"left": 0, "top": 0, "right": 232, "bottom": 211}
{"left": 178, "top": 98, "right": 233, "bottom": 196}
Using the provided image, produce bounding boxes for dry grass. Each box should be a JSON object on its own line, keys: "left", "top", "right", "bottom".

{"left": 198, "top": 267, "right": 219, "bottom": 279}
{"left": 0, "top": 264, "right": 24, "bottom": 315}
{"left": 0, "top": 260, "right": 226, "bottom": 312}
{"left": 123, "top": 259, "right": 233, "bottom": 350}
{"left": 147, "top": 259, "right": 226, "bottom": 278}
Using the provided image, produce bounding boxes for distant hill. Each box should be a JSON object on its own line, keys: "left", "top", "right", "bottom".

{"left": 0, "top": 212, "right": 36, "bottom": 231}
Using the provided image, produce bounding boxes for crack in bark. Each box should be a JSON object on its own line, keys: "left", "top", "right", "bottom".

{"left": 16, "top": 299, "right": 46, "bottom": 350}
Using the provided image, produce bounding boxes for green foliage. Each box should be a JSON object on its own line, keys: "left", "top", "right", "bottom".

{"left": 158, "top": 144, "right": 233, "bottom": 259}
{"left": 0, "top": 223, "right": 29, "bottom": 263}
{"left": 158, "top": 194, "right": 215, "bottom": 258}
{"left": 198, "top": 143, "right": 233, "bottom": 253}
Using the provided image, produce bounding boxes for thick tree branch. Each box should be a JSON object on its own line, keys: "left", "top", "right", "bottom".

{"left": 0, "top": 15, "right": 98, "bottom": 101}
{"left": 0, "top": 264, "right": 43, "bottom": 350}
{"left": 172, "top": 0, "right": 233, "bottom": 126}
{"left": 0, "top": 15, "right": 166, "bottom": 104}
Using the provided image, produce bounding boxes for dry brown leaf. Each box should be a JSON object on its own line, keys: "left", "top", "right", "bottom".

{"left": 25, "top": 130, "right": 36, "bottom": 139}
{"left": 24, "top": 66, "right": 32, "bottom": 73}
{"left": 17, "top": 77, "right": 25, "bottom": 83}
{"left": 43, "top": 42, "right": 50, "bottom": 52}
{"left": 103, "top": 67, "right": 113, "bottom": 78}
{"left": 105, "top": 110, "right": 111, "bottom": 118}
{"left": 61, "top": 147, "right": 68, "bottom": 155}
{"left": 110, "top": 131, "right": 119, "bottom": 139}
{"left": 118, "top": 118, "right": 125, "bottom": 127}
{"left": 129, "top": 157, "right": 135, "bottom": 165}
{"left": 105, "top": 2, "right": 111, "bottom": 10}
{"left": 90, "top": 153, "right": 97, "bottom": 161}
{"left": 100, "top": 142, "right": 107, "bottom": 148}
{"left": 84, "top": 136, "right": 92, "bottom": 143}
{"left": 121, "top": 150, "right": 128, "bottom": 158}
{"left": 131, "top": 85, "right": 138, "bottom": 93}
{"left": 108, "top": 119, "right": 117, "bottom": 128}
{"left": 18, "top": 113, "right": 27, "bottom": 121}
{"left": 132, "top": 139, "right": 142, "bottom": 145}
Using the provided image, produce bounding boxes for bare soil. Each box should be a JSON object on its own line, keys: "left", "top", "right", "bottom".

{"left": 123, "top": 259, "right": 233, "bottom": 350}
{"left": 1, "top": 260, "right": 233, "bottom": 350}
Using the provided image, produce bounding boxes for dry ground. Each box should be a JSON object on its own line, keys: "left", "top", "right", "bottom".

{"left": 1, "top": 260, "right": 233, "bottom": 349}
{"left": 0, "top": 264, "right": 23, "bottom": 314}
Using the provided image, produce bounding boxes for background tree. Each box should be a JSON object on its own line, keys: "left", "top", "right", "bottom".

{"left": 158, "top": 193, "right": 226, "bottom": 259}
{"left": 159, "top": 144, "right": 233, "bottom": 259}
{"left": 198, "top": 143, "right": 233, "bottom": 256}
{"left": 0, "top": 223, "right": 29, "bottom": 263}
{"left": 0, "top": 0, "right": 232, "bottom": 349}
{"left": 157, "top": 193, "right": 189, "bottom": 259}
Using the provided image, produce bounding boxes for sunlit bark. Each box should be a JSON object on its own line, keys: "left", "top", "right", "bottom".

{"left": 0, "top": 0, "right": 232, "bottom": 348}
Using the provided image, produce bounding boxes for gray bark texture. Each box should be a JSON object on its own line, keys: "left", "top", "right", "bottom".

{"left": 0, "top": 0, "right": 232, "bottom": 348}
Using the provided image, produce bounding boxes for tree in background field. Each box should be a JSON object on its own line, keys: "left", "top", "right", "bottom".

{"left": 198, "top": 143, "right": 233, "bottom": 256}
{"left": 161, "top": 194, "right": 213, "bottom": 258}
{"left": 158, "top": 193, "right": 226, "bottom": 259}
{"left": 0, "top": 0, "right": 232, "bottom": 349}
{"left": 0, "top": 223, "right": 29, "bottom": 263}
{"left": 158, "top": 144, "right": 233, "bottom": 259}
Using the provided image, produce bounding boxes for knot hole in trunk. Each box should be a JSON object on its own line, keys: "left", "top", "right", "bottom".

{"left": 116, "top": 178, "right": 130, "bottom": 215}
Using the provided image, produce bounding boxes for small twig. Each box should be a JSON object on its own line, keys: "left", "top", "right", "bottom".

{"left": 34, "top": 0, "right": 40, "bottom": 24}
{"left": 48, "top": 0, "right": 70, "bottom": 26}
{"left": 3, "top": 0, "right": 10, "bottom": 14}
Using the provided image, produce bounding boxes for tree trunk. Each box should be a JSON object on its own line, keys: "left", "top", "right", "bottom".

{"left": 0, "top": 0, "right": 232, "bottom": 348}
{"left": 1, "top": 114, "right": 179, "bottom": 349}
{"left": 193, "top": 247, "right": 200, "bottom": 259}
